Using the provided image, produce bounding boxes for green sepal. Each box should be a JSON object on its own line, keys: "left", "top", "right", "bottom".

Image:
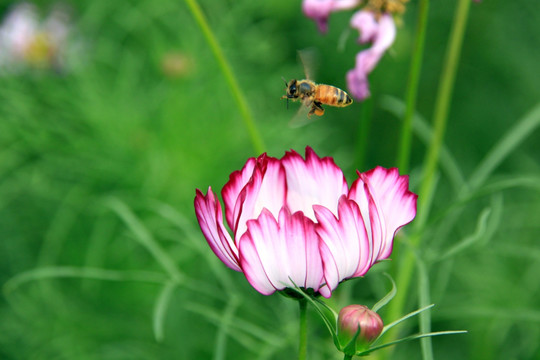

{"left": 341, "top": 326, "right": 362, "bottom": 356}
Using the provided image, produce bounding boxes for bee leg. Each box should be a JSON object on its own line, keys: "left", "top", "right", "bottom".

{"left": 313, "top": 101, "right": 324, "bottom": 116}
{"left": 308, "top": 105, "right": 315, "bottom": 118}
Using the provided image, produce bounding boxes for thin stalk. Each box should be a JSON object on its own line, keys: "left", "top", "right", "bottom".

{"left": 184, "top": 0, "right": 265, "bottom": 154}
{"left": 354, "top": 98, "right": 373, "bottom": 172}
{"left": 344, "top": 355, "right": 353, "bottom": 360}
{"left": 397, "top": 0, "right": 430, "bottom": 172}
{"left": 383, "top": 0, "right": 472, "bottom": 356}
{"left": 298, "top": 298, "right": 308, "bottom": 360}
{"left": 416, "top": 0, "right": 471, "bottom": 226}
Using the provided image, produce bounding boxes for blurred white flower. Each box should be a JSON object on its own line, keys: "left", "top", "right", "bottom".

{"left": 0, "top": 2, "right": 71, "bottom": 73}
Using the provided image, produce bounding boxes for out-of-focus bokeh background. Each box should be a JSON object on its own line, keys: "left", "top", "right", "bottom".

{"left": 1, "top": 0, "right": 539, "bottom": 359}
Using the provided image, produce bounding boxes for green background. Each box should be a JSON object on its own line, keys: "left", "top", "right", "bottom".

{"left": 1, "top": 0, "right": 539, "bottom": 359}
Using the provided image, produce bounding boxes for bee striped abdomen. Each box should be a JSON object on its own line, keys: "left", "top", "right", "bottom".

{"left": 316, "top": 85, "right": 353, "bottom": 107}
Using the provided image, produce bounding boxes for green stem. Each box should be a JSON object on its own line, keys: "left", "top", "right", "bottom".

{"left": 343, "top": 354, "right": 353, "bottom": 360}
{"left": 397, "top": 0, "right": 430, "bottom": 173}
{"left": 184, "top": 0, "right": 265, "bottom": 154}
{"left": 298, "top": 299, "right": 308, "bottom": 360}
{"left": 384, "top": 0, "right": 471, "bottom": 356}
{"left": 354, "top": 98, "right": 373, "bottom": 172}
{"left": 416, "top": 0, "right": 471, "bottom": 225}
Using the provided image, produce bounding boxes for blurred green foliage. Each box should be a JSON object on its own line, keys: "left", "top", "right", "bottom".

{"left": 1, "top": 0, "right": 539, "bottom": 359}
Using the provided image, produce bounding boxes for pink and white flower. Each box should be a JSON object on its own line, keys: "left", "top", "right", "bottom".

{"left": 302, "top": 0, "right": 361, "bottom": 33}
{"left": 194, "top": 147, "right": 417, "bottom": 298}
{"left": 346, "top": 11, "right": 396, "bottom": 100}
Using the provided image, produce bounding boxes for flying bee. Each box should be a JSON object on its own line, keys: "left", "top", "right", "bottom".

{"left": 281, "top": 78, "right": 353, "bottom": 117}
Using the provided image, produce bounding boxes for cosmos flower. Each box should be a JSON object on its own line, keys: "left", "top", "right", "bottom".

{"left": 346, "top": 11, "right": 396, "bottom": 100}
{"left": 194, "top": 147, "right": 417, "bottom": 298}
{"left": 0, "top": 2, "right": 71, "bottom": 72}
{"left": 302, "top": 0, "right": 361, "bottom": 33}
{"left": 302, "top": 0, "right": 400, "bottom": 100}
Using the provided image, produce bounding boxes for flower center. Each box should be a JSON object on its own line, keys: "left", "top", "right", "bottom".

{"left": 366, "top": 0, "right": 408, "bottom": 16}
{"left": 25, "top": 33, "right": 56, "bottom": 66}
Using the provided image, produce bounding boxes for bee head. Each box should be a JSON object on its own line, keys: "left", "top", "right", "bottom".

{"left": 285, "top": 79, "right": 298, "bottom": 99}
{"left": 281, "top": 78, "right": 298, "bottom": 109}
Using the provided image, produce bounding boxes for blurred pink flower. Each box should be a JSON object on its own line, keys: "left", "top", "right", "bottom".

{"left": 346, "top": 11, "right": 396, "bottom": 100}
{"left": 302, "top": 1, "right": 398, "bottom": 101}
{"left": 194, "top": 147, "right": 417, "bottom": 297}
{"left": 302, "top": 0, "right": 361, "bottom": 33}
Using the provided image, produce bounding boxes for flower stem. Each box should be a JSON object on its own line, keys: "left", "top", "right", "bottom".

{"left": 416, "top": 0, "right": 471, "bottom": 223}
{"left": 397, "top": 0, "right": 430, "bottom": 173}
{"left": 354, "top": 98, "right": 373, "bottom": 172}
{"left": 298, "top": 298, "right": 308, "bottom": 360}
{"left": 384, "top": 0, "right": 472, "bottom": 356}
{"left": 183, "top": 0, "right": 265, "bottom": 154}
{"left": 343, "top": 355, "right": 353, "bottom": 360}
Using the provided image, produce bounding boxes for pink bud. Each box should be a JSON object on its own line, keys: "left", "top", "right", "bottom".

{"left": 338, "top": 305, "right": 383, "bottom": 351}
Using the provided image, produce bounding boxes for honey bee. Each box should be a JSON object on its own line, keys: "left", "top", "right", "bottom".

{"left": 281, "top": 79, "right": 353, "bottom": 117}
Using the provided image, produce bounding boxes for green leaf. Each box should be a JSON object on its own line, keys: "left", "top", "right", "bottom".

{"left": 151, "top": 201, "right": 239, "bottom": 295}
{"left": 472, "top": 175, "right": 540, "bottom": 198}
{"left": 378, "top": 304, "right": 435, "bottom": 337}
{"left": 152, "top": 280, "right": 179, "bottom": 342}
{"left": 372, "top": 273, "right": 397, "bottom": 313}
{"left": 357, "top": 330, "right": 467, "bottom": 356}
{"left": 3, "top": 266, "right": 167, "bottom": 295}
{"left": 468, "top": 102, "right": 540, "bottom": 190}
{"left": 437, "top": 207, "right": 489, "bottom": 261}
{"left": 184, "top": 301, "right": 284, "bottom": 350}
{"left": 105, "top": 197, "right": 184, "bottom": 282}
{"left": 379, "top": 95, "right": 465, "bottom": 193}
{"left": 214, "top": 297, "right": 241, "bottom": 360}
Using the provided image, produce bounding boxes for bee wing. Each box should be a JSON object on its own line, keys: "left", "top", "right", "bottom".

{"left": 288, "top": 103, "right": 315, "bottom": 128}
{"left": 289, "top": 96, "right": 325, "bottom": 128}
{"left": 297, "top": 48, "right": 318, "bottom": 81}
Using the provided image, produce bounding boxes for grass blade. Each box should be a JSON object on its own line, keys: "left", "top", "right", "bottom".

{"left": 469, "top": 102, "right": 540, "bottom": 190}
{"left": 105, "top": 197, "right": 184, "bottom": 282}
{"left": 380, "top": 95, "right": 465, "bottom": 192}
{"left": 4, "top": 266, "right": 167, "bottom": 294}
{"left": 153, "top": 280, "right": 179, "bottom": 342}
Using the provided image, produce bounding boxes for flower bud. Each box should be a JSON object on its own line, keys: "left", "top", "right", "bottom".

{"left": 338, "top": 305, "right": 383, "bottom": 352}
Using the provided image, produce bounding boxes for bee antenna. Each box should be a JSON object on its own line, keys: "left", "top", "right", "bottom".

{"left": 281, "top": 76, "right": 288, "bottom": 86}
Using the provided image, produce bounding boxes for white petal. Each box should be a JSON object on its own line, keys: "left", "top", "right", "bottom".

{"left": 360, "top": 167, "right": 417, "bottom": 260}
{"left": 238, "top": 208, "right": 323, "bottom": 295}
{"left": 194, "top": 188, "right": 241, "bottom": 271}
{"left": 221, "top": 157, "right": 256, "bottom": 230}
{"left": 282, "top": 210, "right": 324, "bottom": 291}
{"left": 282, "top": 147, "right": 348, "bottom": 221}
{"left": 233, "top": 156, "right": 287, "bottom": 239}
{"left": 315, "top": 196, "right": 372, "bottom": 296}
